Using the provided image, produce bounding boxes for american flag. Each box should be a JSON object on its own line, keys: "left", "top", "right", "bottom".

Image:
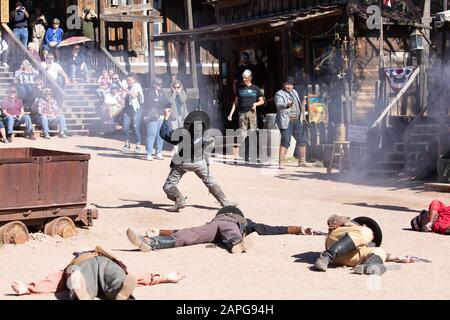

{"left": 383, "top": 0, "right": 392, "bottom": 7}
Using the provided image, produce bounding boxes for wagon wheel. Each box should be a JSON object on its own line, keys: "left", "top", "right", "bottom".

{"left": 0, "top": 221, "right": 29, "bottom": 245}
{"left": 44, "top": 217, "right": 77, "bottom": 238}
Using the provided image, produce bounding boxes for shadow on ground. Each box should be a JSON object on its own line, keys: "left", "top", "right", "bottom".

{"left": 93, "top": 199, "right": 217, "bottom": 212}
{"left": 292, "top": 251, "right": 320, "bottom": 264}
{"left": 343, "top": 203, "right": 420, "bottom": 213}
{"left": 275, "top": 170, "right": 426, "bottom": 192}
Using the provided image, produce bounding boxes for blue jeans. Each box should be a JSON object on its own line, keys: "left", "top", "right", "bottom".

{"left": 122, "top": 108, "right": 142, "bottom": 144}
{"left": 5, "top": 114, "right": 32, "bottom": 135}
{"left": 13, "top": 28, "right": 28, "bottom": 47}
{"left": 40, "top": 115, "right": 67, "bottom": 134}
{"left": 145, "top": 118, "right": 163, "bottom": 156}
{"left": 69, "top": 64, "right": 88, "bottom": 80}
{"left": 279, "top": 119, "right": 308, "bottom": 148}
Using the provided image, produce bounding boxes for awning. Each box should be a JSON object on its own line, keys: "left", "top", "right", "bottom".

{"left": 154, "top": 5, "right": 344, "bottom": 42}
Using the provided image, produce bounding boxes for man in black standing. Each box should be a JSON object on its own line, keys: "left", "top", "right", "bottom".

{"left": 10, "top": 1, "right": 29, "bottom": 47}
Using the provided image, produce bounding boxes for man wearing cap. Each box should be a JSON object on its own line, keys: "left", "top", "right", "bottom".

{"left": 313, "top": 215, "right": 387, "bottom": 275}
{"left": 411, "top": 199, "right": 450, "bottom": 234}
{"left": 126, "top": 206, "right": 320, "bottom": 253}
{"left": 275, "top": 76, "right": 310, "bottom": 169}
{"left": 160, "top": 108, "right": 237, "bottom": 212}
{"left": 1, "top": 87, "right": 35, "bottom": 141}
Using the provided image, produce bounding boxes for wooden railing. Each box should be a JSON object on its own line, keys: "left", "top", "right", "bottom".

{"left": 370, "top": 67, "right": 420, "bottom": 129}
{"left": 89, "top": 46, "right": 129, "bottom": 80}
{"left": 1, "top": 23, "right": 66, "bottom": 103}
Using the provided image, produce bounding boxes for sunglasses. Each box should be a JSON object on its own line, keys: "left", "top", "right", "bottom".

{"left": 174, "top": 86, "right": 181, "bottom": 89}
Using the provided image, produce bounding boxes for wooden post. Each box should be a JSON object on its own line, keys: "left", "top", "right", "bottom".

{"left": 1, "top": 0, "right": 9, "bottom": 23}
{"left": 148, "top": 20, "right": 156, "bottom": 81}
{"left": 377, "top": 0, "right": 386, "bottom": 114}
{"left": 185, "top": 0, "right": 198, "bottom": 91}
{"left": 419, "top": 0, "right": 431, "bottom": 112}
{"left": 347, "top": 7, "right": 355, "bottom": 124}
{"left": 99, "top": 0, "right": 106, "bottom": 49}
{"left": 281, "top": 27, "right": 293, "bottom": 78}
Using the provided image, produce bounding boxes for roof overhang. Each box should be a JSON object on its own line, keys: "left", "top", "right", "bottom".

{"left": 154, "top": 5, "right": 344, "bottom": 42}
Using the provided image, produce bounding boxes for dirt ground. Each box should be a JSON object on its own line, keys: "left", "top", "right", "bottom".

{"left": 1, "top": 135, "right": 449, "bottom": 300}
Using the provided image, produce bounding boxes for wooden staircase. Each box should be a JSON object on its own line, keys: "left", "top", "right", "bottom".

{"left": 366, "top": 116, "right": 447, "bottom": 178}
{"left": 62, "top": 80, "right": 102, "bottom": 136}
{"left": 0, "top": 66, "right": 14, "bottom": 102}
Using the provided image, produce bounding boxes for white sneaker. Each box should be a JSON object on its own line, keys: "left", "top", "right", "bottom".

{"left": 155, "top": 153, "right": 164, "bottom": 160}
{"left": 146, "top": 154, "right": 154, "bottom": 161}
{"left": 2, "top": 63, "right": 8, "bottom": 68}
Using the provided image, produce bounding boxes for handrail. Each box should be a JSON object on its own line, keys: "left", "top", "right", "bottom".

{"left": 1, "top": 23, "right": 66, "bottom": 102}
{"left": 370, "top": 66, "right": 420, "bottom": 129}
{"left": 99, "top": 46, "right": 129, "bottom": 78}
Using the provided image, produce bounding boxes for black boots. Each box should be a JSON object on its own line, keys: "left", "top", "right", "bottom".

{"left": 314, "top": 234, "right": 356, "bottom": 271}
{"left": 208, "top": 184, "right": 238, "bottom": 207}
{"left": 165, "top": 186, "right": 186, "bottom": 212}
{"left": 126, "top": 228, "right": 176, "bottom": 252}
{"left": 354, "top": 254, "right": 387, "bottom": 275}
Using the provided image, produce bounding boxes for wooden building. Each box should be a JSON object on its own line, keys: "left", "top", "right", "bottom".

{"left": 155, "top": 0, "right": 441, "bottom": 129}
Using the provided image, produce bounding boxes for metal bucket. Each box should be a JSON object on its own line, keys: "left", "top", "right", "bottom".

{"left": 264, "top": 113, "right": 278, "bottom": 130}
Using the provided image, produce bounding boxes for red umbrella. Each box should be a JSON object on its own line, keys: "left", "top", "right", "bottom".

{"left": 57, "top": 36, "right": 92, "bottom": 47}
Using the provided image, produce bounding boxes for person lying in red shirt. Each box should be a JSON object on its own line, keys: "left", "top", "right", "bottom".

{"left": 411, "top": 200, "right": 450, "bottom": 234}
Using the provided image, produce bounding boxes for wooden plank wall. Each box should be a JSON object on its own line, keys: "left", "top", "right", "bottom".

{"left": 352, "top": 34, "right": 413, "bottom": 125}
{"left": 1, "top": 0, "right": 9, "bottom": 23}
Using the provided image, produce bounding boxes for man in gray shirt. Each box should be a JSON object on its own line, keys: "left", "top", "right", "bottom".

{"left": 274, "top": 76, "right": 311, "bottom": 169}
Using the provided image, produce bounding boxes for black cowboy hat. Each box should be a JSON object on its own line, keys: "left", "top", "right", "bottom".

{"left": 183, "top": 110, "right": 210, "bottom": 131}
{"left": 283, "top": 76, "right": 296, "bottom": 85}
{"left": 352, "top": 216, "right": 383, "bottom": 247}
{"left": 216, "top": 206, "right": 244, "bottom": 218}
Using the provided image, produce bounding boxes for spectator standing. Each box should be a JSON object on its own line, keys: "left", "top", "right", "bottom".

{"left": 121, "top": 74, "right": 144, "bottom": 154}
{"left": 1, "top": 87, "right": 35, "bottom": 141}
{"left": 142, "top": 77, "right": 170, "bottom": 161}
{"left": 81, "top": 7, "right": 98, "bottom": 49}
{"left": 167, "top": 80, "right": 188, "bottom": 129}
{"left": 227, "top": 69, "right": 264, "bottom": 160}
{"left": 0, "top": 30, "right": 9, "bottom": 68}
{"left": 36, "top": 88, "right": 68, "bottom": 139}
{"left": 233, "top": 51, "right": 256, "bottom": 95}
{"left": 10, "top": 1, "right": 29, "bottom": 47}
{"left": 31, "top": 9, "right": 47, "bottom": 52}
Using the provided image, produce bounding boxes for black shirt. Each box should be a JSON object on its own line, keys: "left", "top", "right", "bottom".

{"left": 143, "top": 88, "right": 171, "bottom": 120}
{"left": 236, "top": 84, "right": 261, "bottom": 113}
{"left": 11, "top": 10, "right": 28, "bottom": 28}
